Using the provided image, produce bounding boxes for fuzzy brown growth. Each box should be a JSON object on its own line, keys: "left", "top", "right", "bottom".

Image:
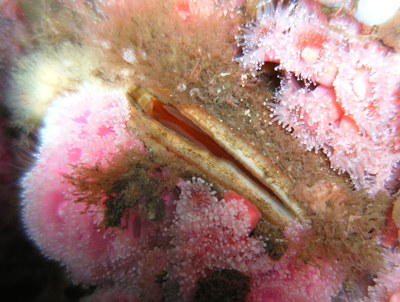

{"left": 297, "top": 190, "right": 393, "bottom": 279}
{"left": 18, "top": 0, "right": 86, "bottom": 51}
{"left": 393, "top": 195, "right": 400, "bottom": 241}
{"left": 102, "top": 161, "right": 166, "bottom": 227}
{"left": 253, "top": 219, "right": 288, "bottom": 261}
{"left": 88, "top": 0, "right": 240, "bottom": 102}
{"left": 378, "top": 9, "right": 400, "bottom": 52}
{"left": 64, "top": 148, "right": 186, "bottom": 228}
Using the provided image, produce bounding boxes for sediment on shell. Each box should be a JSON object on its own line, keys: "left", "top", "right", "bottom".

{"left": 176, "top": 104, "right": 306, "bottom": 220}
{"left": 128, "top": 84, "right": 307, "bottom": 222}
{"left": 127, "top": 91, "right": 296, "bottom": 227}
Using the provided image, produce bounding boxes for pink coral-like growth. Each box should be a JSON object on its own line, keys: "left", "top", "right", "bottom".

{"left": 249, "top": 220, "right": 343, "bottom": 302}
{"left": 165, "top": 178, "right": 343, "bottom": 302}
{"left": 165, "top": 178, "right": 265, "bottom": 300}
{"left": 21, "top": 84, "right": 166, "bottom": 297}
{"left": 366, "top": 250, "right": 400, "bottom": 302}
{"left": 238, "top": 0, "right": 400, "bottom": 193}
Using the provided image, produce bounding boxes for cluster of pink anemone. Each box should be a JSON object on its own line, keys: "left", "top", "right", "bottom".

{"left": 165, "top": 178, "right": 343, "bottom": 301}
{"left": 237, "top": 0, "right": 400, "bottom": 193}
{"left": 20, "top": 84, "right": 167, "bottom": 294}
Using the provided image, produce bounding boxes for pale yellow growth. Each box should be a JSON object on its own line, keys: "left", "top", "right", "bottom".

{"left": 7, "top": 43, "right": 101, "bottom": 131}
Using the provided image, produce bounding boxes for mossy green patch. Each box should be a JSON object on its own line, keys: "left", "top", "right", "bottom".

{"left": 299, "top": 190, "right": 393, "bottom": 279}
{"left": 64, "top": 148, "right": 185, "bottom": 228}
{"left": 253, "top": 218, "right": 288, "bottom": 261}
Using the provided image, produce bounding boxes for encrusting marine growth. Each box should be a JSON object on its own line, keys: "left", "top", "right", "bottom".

{"left": 5, "top": 0, "right": 400, "bottom": 301}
